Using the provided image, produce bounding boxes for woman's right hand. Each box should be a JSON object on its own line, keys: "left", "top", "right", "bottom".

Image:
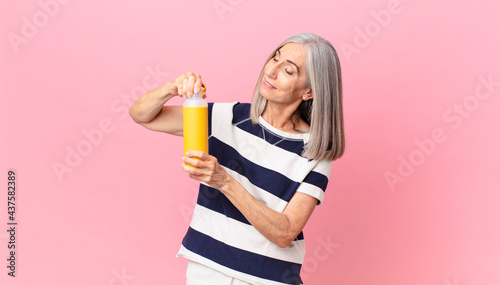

{"left": 130, "top": 71, "right": 205, "bottom": 135}
{"left": 169, "top": 72, "right": 204, "bottom": 99}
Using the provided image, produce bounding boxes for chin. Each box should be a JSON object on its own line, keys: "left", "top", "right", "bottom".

{"left": 259, "top": 85, "right": 267, "bottom": 98}
{"left": 259, "top": 85, "right": 273, "bottom": 100}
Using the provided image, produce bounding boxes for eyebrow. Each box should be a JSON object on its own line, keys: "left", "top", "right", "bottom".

{"left": 276, "top": 49, "right": 300, "bottom": 73}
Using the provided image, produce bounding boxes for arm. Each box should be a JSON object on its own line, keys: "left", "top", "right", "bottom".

{"left": 129, "top": 72, "right": 204, "bottom": 135}
{"left": 182, "top": 151, "right": 318, "bottom": 248}
{"left": 222, "top": 179, "right": 317, "bottom": 248}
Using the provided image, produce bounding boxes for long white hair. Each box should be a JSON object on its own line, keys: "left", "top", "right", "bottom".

{"left": 250, "top": 33, "right": 345, "bottom": 161}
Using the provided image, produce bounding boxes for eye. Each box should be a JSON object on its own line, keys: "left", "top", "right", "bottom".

{"left": 284, "top": 64, "right": 295, "bottom": 75}
{"left": 272, "top": 51, "right": 280, "bottom": 62}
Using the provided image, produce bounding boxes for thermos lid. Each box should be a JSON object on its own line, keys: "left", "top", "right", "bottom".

{"left": 183, "top": 83, "right": 208, "bottom": 107}
{"left": 193, "top": 83, "right": 207, "bottom": 98}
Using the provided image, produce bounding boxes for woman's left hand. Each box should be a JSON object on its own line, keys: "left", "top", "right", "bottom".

{"left": 181, "top": 151, "right": 231, "bottom": 190}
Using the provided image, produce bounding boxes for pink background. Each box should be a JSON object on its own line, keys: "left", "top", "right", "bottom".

{"left": 1, "top": 0, "right": 499, "bottom": 284}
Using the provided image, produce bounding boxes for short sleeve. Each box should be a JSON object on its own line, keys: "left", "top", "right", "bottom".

{"left": 208, "top": 102, "right": 241, "bottom": 137}
{"left": 296, "top": 159, "right": 333, "bottom": 205}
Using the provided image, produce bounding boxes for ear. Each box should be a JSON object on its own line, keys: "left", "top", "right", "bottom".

{"left": 302, "top": 88, "right": 313, "bottom": 101}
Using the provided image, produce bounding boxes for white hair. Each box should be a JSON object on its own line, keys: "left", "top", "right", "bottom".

{"left": 250, "top": 33, "right": 345, "bottom": 161}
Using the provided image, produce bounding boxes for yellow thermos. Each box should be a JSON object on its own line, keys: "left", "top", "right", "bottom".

{"left": 183, "top": 84, "right": 208, "bottom": 165}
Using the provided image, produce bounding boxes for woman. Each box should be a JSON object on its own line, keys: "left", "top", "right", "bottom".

{"left": 129, "top": 33, "right": 344, "bottom": 285}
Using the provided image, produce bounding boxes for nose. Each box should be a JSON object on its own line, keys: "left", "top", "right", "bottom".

{"left": 265, "top": 60, "right": 279, "bottom": 79}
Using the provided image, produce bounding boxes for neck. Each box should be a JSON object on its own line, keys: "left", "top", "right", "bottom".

{"left": 261, "top": 102, "right": 308, "bottom": 133}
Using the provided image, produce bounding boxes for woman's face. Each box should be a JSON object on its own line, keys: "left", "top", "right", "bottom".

{"left": 260, "top": 43, "right": 312, "bottom": 106}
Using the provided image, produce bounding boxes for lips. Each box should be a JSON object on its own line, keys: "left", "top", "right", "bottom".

{"left": 263, "top": 78, "right": 277, "bottom": 89}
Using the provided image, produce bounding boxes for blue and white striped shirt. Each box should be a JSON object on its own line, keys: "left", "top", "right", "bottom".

{"left": 177, "top": 102, "right": 332, "bottom": 284}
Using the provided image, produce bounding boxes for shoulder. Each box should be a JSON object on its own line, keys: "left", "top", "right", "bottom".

{"left": 209, "top": 102, "right": 251, "bottom": 122}
{"left": 210, "top": 102, "right": 249, "bottom": 111}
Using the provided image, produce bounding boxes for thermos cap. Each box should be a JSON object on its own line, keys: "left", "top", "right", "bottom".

{"left": 183, "top": 83, "right": 208, "bottom": 107}
{"left": 193, "top": 83, "right": 207, "bottom": 98}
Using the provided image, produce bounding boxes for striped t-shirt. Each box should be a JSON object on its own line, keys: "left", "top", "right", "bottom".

{"left": 177, "top": 102, "right": 332, "bottom": 285}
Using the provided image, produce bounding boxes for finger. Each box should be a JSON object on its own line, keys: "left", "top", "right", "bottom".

{"left": 187, "top": 76, "right": 196, "bottom": 97}
{"left": 194, "top": 74, "right": 202, "bottom": 94}
{"left": 175, "top": 76, "right": 186, "bottom": 97}
{"left": 181, "top": 162, "right": 198, "bottom": 174}
{"left": 182, "top": 162, "right": 208, "bottom": 177}
{"left": 188, "top": 173, "right": 202, "bottom": 181}
{"left": 185, "top": 151, "right": 209, "bottom": 160}
{"left": 182, "top": 156, "right": 205, "bottom": 168}
{"left": 182, "top": 78, "right": 189, "bottom": 96}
